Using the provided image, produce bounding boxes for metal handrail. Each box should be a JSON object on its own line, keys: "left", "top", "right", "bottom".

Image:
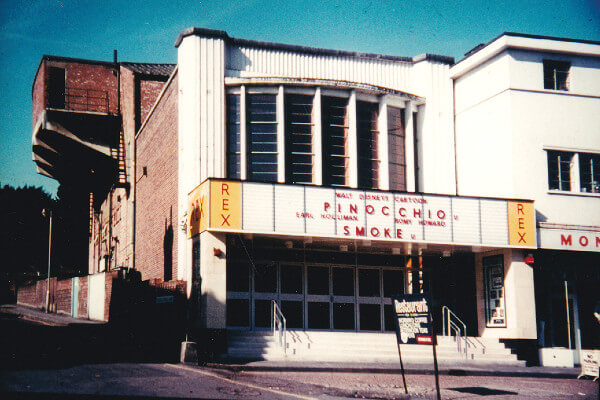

{"left": 442, "top": 305, "right": 467, "bottom": 358}
{"left": 271, "top": 300, "right": 287, "bottom": 354}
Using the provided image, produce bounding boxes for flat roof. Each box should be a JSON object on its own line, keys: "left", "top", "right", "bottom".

{"left": 175, "top": 27, "right": 454, "bottom": 65}
{"left": 451, "top": 32, "right": 600, "bottom": 79}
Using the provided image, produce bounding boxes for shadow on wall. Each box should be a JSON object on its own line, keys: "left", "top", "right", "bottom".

{"left": 163, "top": 218, "right": 173, "bottom": 282}
{"left": 2, "top": 277, "right": 203, "bottom": 370}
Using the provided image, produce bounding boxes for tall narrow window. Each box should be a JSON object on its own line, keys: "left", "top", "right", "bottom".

{"left": 226, "top": 94, "right": 241, "bottom": 179}
{"left": 247, "top": 93, "right": 278, "bottom": 182}
{"left": 387, "top": 106, "right": 406, "bottom": 191}
{"left": 356, "top": 101, "right": 379, "bottom": 189}
{"left": 47, "top": 67, "right": 66, "bottom": 109}
{"left": 285, "top": 94, "right": 314, "bottom": 184}
{"left": 322, "top": 96, "right": 349, "bottom": 187}
{"left": 543, "top": 60, "right": 570, "bottom": 91}
{"left": 547, "top": 150, "right": 573, "bottom": 191}
{"left": 579, "top": 153, "right": 600, "bottom": 193}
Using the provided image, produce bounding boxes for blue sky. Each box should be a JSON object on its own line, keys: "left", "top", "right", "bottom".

{"left": 1, "top": 0, "right": 598, "bottom": 196}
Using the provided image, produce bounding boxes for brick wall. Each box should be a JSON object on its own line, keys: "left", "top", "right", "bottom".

{"left": 139, "top": 79, "right": 167, "bottom": 126}
{"left": 78, "top": 276, "right": 88, "bottom": 318}
{"left": 135, "top": 73, "right": 178, "bottom": 281}
{"left": 17, "top": 278, "right": 56, "bottom": 310}
{"left": 55, "top": 278, "right": 72, "bottom": 315}
{"left": 61, "top": 60, "right": 119, "bottom": 114}
{"left": 32, "top": 61, "right": 46, "bottom": 129}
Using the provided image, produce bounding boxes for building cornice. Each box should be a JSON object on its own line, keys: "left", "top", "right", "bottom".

{"left": 175, "top": 27, "right": 454, "bottom": 65}
{"left": 450, "top": 32, "right": 600, "bottom": 80}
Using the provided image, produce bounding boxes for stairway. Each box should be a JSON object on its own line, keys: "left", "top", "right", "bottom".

{"left": 225, "top": 330, "right": 525, "bottom": 366}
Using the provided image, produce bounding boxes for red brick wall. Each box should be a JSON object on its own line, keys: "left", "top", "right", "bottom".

{"left": 56, "top": 278, "right": 72, "bottom": 315}
{"left": 78, "top": 276, "right": 88, "bottom": 318}
{"left": 135, "top": 74, "right": 178, "bottom": 281}
{"left": 17, "top": 278, "right": 56, "bottom": 310}
{"left": 32, "top": 61, "right": 46, "bottom": 129}
{"left": 139, "top": 79, "right": 166, "bottom": 126}
{"left": 61, "top": 61, "right": 118, "bottom": 114}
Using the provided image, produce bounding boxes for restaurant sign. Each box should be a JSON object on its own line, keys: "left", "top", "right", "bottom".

{"left": 391, "top": 294, "right": 433, "bottom": 345}
{"left": 188, "top": 179, "right": 536, "bottom": 248}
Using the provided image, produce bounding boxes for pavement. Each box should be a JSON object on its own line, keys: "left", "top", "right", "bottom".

{"left": 2, "top": 303, "right": 598, "bottom": 399}
{"left": 0, "top": 303, "right": 105, "bottom": 327}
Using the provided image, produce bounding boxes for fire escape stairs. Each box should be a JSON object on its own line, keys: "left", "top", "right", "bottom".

{"left": 112, "top": 130, "right": 129, "bottom": 190}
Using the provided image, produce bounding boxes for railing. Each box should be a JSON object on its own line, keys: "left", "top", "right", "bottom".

{"left": 442, "top": 306, "right": 467, "bottom": 358}
{"left": 64, "top": 87, "right": 110, "bottom": 113}
{"left": 271, "top": 300, "right": 287, "bottom": 354}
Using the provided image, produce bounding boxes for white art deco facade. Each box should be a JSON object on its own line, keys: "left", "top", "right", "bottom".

{"left": 172, "top": 28, "right": 600, "bottom": 363}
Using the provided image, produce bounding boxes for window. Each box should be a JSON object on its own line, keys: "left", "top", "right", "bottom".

{"left": 387, "top": 106, "right": 406, "bottom": 191}
{"left": 547, "top": 150, "right": 572, "bottom": 191}
{"left": 322, "top": 96, "right": 349, "bottom": 187}
{"left": 547, "top": 150, "right": 600, "bottom": 194}
{"left": 543, "top": 60, "right": 570, "bottom": 91}
{"left": 579, "top": 153, "right": 600, "bottom": 193}
{"left": 226, "top": 94, "right": 241, "bottom": 179}
{"left": 357, "top": 101, "right": 379, "bottom": 189}
{"left": 247, "top": 93, "right": 278, "bottom": 182}
{"left": 285, "top": 94, "right": 314, "bottom": 184}
{"left": 225, "top": 86, "right": 409, "bottom": 190}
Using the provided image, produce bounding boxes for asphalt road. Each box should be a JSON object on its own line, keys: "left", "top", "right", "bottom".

{"left": 1, "top": 305, "right": 598, "bottom": 399}
{"left": 1, "top": 362, "right": 599, "bottom": 400}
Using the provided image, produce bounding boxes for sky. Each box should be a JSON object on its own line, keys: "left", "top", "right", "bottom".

{"left": 1, "top": 0, "right": 599, "bottom": 196}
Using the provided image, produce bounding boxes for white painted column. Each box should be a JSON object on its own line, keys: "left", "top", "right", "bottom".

{"left": 177, "top": 34, "right": 226, "bottom": 294}
{"left": 347, "top": 90, "right": 358, "bottom": 188}
{"left": 277, "top": 85, "right": 285, "bottom": 183}
{"left": 240, "top": 85, "right": 247, "bottom": 180}
{"left": 378, "top": 96, "right": 389, "bottom": 191}
{"left": 404, "top": 102, "right": 416, "bottom": 192}
{"left": 199, "top": 231, "right": 227, "bottom": 329}
{"left": 571, "top": 153, "right": 580, "bottom": 192}
{"left": 313, "top": 87, "right": 323, "bottom": 186}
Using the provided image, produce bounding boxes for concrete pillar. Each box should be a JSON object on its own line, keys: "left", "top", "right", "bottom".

{"left": 475, "top": 249, "right": 537, "bottom": 339}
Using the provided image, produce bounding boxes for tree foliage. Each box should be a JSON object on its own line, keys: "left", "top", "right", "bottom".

{"left": 0, "top": 183, "right": 89, "bottom": 283}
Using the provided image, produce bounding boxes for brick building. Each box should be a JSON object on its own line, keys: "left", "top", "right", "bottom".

{"left": 28, "top": 29, "right": 599, "bottom": 365}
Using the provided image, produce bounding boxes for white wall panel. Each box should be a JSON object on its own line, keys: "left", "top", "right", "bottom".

{"left": 480, "top": 199, "right": 509, "bottom": 245}
{"left": 452, "top": 197, "right": 481, "bottom": 244}
{"left": 274, "top": 185, "right": 305, "bottom": 234}
{"left": 243, "top": 183, "right": 274, "bottom": 232}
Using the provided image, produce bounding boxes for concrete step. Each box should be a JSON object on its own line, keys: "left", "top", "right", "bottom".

{"left": 226, "top": 330, "right": 523, "bottom": 365}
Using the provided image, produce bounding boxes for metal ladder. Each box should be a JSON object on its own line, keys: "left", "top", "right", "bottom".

{"left": 442, "top": 306, "right": 468, "bottom": 358}
{"left": 271, "top": 300, "right": 287, "bottom": 354}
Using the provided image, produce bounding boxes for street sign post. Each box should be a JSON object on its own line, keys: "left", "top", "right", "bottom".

{"left": 391, "top": 293, "right": 441, "bottom": 400}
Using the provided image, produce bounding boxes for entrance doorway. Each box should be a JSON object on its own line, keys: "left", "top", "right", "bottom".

{"left": 226, "top": 261, "right": 405, "bottom": 332}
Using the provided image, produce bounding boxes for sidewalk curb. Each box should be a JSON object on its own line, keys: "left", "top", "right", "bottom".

{"left": 203, "top": 362, "right": 581, "bottom": 379}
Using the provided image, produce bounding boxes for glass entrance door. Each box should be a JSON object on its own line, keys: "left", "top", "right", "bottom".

{"left": 227, "top": 260, "right": 405, "bottom": 331}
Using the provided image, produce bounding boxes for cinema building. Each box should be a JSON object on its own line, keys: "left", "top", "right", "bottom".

{"left": 27, "top": 28, "right": 599, "bottom": 364}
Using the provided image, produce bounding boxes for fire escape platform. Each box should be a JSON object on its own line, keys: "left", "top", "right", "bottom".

{"left": 32, "top": 109, "right": 121, "bottom": 187}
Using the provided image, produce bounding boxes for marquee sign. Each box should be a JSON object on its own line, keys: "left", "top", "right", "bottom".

{"left": 188, "top": 179, "right": 536, "bottom": 248}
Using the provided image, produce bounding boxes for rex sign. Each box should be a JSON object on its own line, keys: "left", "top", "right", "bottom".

{"left": 187, "top": 180, "right": 241, "bottom": 237}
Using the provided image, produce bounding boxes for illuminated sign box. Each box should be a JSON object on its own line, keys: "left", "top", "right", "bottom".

{"left": 188, "top": 179, "right": 536, "bottom": 248}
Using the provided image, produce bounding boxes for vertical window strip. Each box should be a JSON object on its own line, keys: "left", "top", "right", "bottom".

{"left": 387, "top": 106, "right": 406, "bottom": 191}
{"left": 322, "top": 96, "right": 350, "bottom": 187}
{"left": 285, "top": 93, "right": 314, "bottom": 184}
{"left": 247, "top": 93, "right": 278, "bottom": 182}
{"left": 579, "top": 153, "right": 600, "bottom": 193}
{"left": 227, "top": 94, "right": 241, "bottom": 179}
{"left": 357, "top": 101, "right": 379, "bottom": 189}
{"left": 547, "top": 150, "right": 572, "bottom": 191}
